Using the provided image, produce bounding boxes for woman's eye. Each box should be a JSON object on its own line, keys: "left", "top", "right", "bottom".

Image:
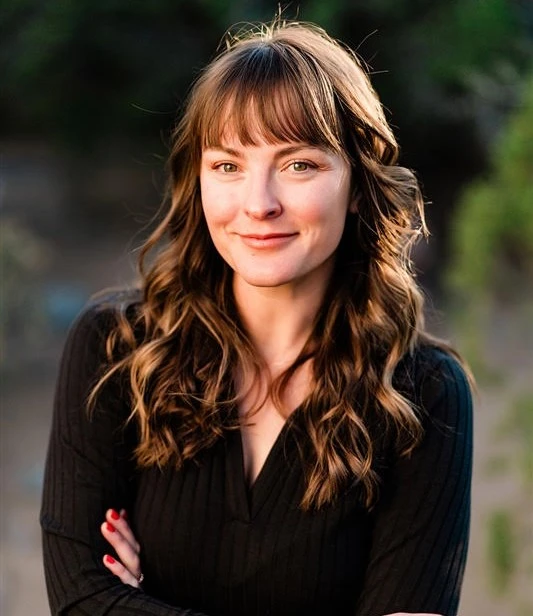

{"left": 219, "top": 162, "right": 238, "bottom": 173}
{"left": 292, "top": 161, "right": 309, "bottom": 172}
{"left": 288, "top": 160, "right": 317, "bottom": 173}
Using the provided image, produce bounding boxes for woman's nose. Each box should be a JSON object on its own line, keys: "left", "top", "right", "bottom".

{"left": 244, "top": 173, "right": 282, "bottom": 220}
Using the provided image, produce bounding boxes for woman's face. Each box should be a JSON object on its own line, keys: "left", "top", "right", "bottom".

{"left": 199, "top": 131, "right": 355, "bottom": 293}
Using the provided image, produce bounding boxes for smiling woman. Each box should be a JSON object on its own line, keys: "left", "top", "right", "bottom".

{"left": 40, "top": 19, "right": 473, "bottom": 616}
{"left": 200, "top": 141, "right": 353, "bottom": 291}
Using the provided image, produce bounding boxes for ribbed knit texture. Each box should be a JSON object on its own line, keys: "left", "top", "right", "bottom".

{"left": 41, "top": 299, "right": 473, "bottom": 616}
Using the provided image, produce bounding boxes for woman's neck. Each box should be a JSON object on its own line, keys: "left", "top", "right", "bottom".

{"left": 233, "top": 275, "right": 327, "bottom": 370}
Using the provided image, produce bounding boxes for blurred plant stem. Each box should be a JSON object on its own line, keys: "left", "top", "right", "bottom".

{"left": 487, "top": 509, "right": 515, "bottom": 595}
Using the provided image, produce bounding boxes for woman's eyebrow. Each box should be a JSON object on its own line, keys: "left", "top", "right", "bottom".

{"left": 273, "top": 145, "right": 325, "bottom": 159}
{"left": 204, "top": 145, "right": 242, "bottom": 157}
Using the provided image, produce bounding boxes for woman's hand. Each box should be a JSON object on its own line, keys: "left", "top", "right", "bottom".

{"left": 101, "top": 508, "right": 143, "bottom": 588}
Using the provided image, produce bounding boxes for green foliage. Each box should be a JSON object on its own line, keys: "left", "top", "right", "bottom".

{"left": 304, "top": 0, "right": 340, "bottom": 30}
{"left": 2, "top": 0, "right": 530, "bottom": 152}
{"left": 483, "top": 387, "right": 533, "bottom": 607}
{"left": 500, "top": 393, "right": 533, "bottom": 489}
{"left": 418, "top": 0, "right": 520, "bottom": 85}
{"left": 448, "top": 74, "right": 533, "bottom": 299}
{"left": 487, "top": 509, "right": 516, "bottom": 595}
{"left": 450, "top": 67, "right": 533, "bottom": 607}
{"left": 485, "top": 387, "right": 533, "bottom": 605}
{"left": 446, "top": 73, "right": 533, "bottom": 370}
{"left": 1, "top": 0, "right": 241, "bottom": 146}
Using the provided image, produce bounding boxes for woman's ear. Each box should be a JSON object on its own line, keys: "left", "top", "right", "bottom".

{"left": 348, "top": 192, "right": 359, "bottom": 214}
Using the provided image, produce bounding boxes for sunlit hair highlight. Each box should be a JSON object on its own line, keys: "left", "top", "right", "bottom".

{"left": 91, "top": 20, "right": 454, "bottom": 510}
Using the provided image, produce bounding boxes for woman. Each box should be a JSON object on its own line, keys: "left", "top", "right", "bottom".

{"left": 40, "top": 20, "right": 473, "bottom": 616}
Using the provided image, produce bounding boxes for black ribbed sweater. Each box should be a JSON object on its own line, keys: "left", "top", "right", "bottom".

{"left": 41, "top": 299, "right": 473, "bottom": 616}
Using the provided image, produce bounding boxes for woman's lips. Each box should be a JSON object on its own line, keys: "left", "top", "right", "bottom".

{"left": 238, "top": 233, "right": 298, "bottom": 249}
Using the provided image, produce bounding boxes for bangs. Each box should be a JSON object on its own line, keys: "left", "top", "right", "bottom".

{"left": 196, "top": 42, "right": 345, "bottom": 153}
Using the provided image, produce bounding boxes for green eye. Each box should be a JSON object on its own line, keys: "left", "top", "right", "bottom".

{"left": 292, "top": 162, "right": 309, "bottom": 172}
{"left": 222, "top": 163, "right": 237, "bottom": 173}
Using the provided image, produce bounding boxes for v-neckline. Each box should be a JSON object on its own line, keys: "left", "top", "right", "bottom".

{"left": 226, "top": 407, "right": 300, "bottom": 522}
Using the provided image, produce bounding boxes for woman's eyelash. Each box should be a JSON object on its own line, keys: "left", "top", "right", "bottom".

{"left": 213, "top": 162, "right": 238, "bottom": 172}
{"left": 287, "top": 160, "right": 317, "bottom": 172}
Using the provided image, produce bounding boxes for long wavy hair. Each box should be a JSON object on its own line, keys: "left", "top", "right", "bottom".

{"left": 92, "top": 21, "right": 455, "bottom": 510}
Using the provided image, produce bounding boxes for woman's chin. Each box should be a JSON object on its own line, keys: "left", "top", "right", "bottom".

{"left": 233, "top": 268, "right": 297, "bottom": 290}
{"left": 238, "top": 275, "right": 292, "bottom": 289}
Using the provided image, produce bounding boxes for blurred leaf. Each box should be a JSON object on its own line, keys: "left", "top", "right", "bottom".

{"left": 508, "top": 394, "right": 533, "bottom": 488}
{"left": 487, "top": 509, "right": 516, "bottom": 595}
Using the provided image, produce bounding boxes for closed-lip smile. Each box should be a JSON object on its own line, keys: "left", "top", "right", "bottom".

{"left": 237, "top": 232, "right": 298, "bottom": 248}
{"left": 240, "top": 233, "right": 297, "bottom": 239}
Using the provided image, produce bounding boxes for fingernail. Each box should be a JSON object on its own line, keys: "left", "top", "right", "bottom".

{"left": 121, "top": 510, "right": 128, "bottom": 520}
{"left": 106, "top": 522, "right": 116, "bottom": 533}
{"left": 105, "top": 554, "right": 115, "bottom": 564}
{"left": 110, "top": 509, "right": 120, "bottom": 520}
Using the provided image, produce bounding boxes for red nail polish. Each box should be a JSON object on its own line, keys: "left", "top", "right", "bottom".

{"left": 106, "top": 522, "right": 116, "bottom": 533}
{"left": 105, "top": 554, "right": 115, "bottom": 564}
{"left": 121, "top": 510, "right": 128, "bottom": 520}
{"left": 110, "top": 509, "right": 120, "bottom": 520}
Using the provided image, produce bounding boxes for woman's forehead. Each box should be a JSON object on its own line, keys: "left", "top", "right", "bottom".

{"left": 200, "top": 97, "right": 339, "bottom": 152}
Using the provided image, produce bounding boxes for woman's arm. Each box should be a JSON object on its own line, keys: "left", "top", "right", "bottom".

{"left": 100, "top": 516, "right": 444, "bottom": 616}
{"left": 40, "top": 302, "right": 206, "bottom": 615}
{"left": 355, "top": 349, "right": 473, "bottom": 616}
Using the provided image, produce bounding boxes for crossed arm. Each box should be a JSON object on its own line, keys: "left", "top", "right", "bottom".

{"left": 41, "top": 305, "right": 472, "bottom": 615}
{"left": 100, "top": 507, "right": 444, "bottom": 616}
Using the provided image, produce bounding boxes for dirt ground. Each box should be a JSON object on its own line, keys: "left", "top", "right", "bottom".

{"left": 1, "top": 232, "right": 531, "bottom": 615}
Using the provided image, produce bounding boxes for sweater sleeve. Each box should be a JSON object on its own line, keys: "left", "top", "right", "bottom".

{"left": 40, "top": 302, "right": 206, "bottom": 616}
{"left": 354, "top": 349, "right": 473, "bottom": 616}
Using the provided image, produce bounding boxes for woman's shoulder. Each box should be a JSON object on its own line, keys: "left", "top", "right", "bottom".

{"left": 84, "top": 287, "right": 143, "bottom": 318}
{"left": 62, "top": 288, "right": 143, "bottom": 361}
{"left": 70, "top": 288, "right": 143, "bottom": 333}
{"left": 396, "top": 341, "right": 469, "bottom": 383}
{"left": 394, "top": 342, "right": 473, "bottom": 414}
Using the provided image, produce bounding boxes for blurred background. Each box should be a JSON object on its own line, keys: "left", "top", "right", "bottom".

{"left": 1, "top": 0, "right": 532, "bottom": 614}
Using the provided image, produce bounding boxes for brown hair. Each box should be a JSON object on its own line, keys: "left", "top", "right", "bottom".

{"left": 92, "top": 21, "right": 456, "bottom": 509}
